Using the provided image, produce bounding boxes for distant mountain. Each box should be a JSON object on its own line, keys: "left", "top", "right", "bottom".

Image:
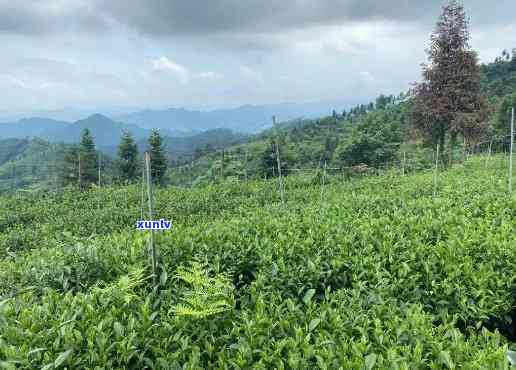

{"left": 117, "top": 102, "right": 344, "bottom": 134}
{"left": 0, "top": 114, "right": 247, "bottom": 166}
{"left": 145, "top": 128, "right": 247, "bottom": 161}
{"left": 102, "top": 128, "right": 247, "bottom": 162}
{"left": 41, "top": 114, "right": 150, "bottom": 147}
{"left": 0, "top": 118, "right": 69, "bottom": 139}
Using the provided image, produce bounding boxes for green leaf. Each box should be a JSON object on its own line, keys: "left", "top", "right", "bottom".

{"left": 0, "top": 361, "right": 17, "bottom": 370}
{"left": 160, "top": 269, "right": 168, "bottom": 285}
{"left": 364, "top": 353, "right": 377, "bottom": 370}
{"left": 54, "top": 349, "right": 73, "bottom": 368}
{"left": 309, "top": 318, "right": 321, "bottom": 332}
{"left": 27, "top": 348, "right": 47, "bottom": 356}
{"left": 507, "top": 350, "right": 516, "bottom": 366}
{"left": 303, "top": 289, "right": 316, "bottom": 305}
{"left": 438, "top": 350, "right": 454, "bottom": 369}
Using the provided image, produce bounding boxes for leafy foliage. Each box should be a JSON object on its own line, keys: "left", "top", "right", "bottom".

{"left": 410, "top": 0, "right": 489, "bottom": 148}
{"left": 336, "top": 106, "right": 404, "bottom": 166}
{"left": 171, "top": 260, "right": 234, "bottom": 319}
{"left": 0, "top": 156, "right": 515, "bottom": 368}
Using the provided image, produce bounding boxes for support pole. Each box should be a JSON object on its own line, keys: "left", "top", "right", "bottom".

{"left": 510, "top": 107, "right": 514, "bottom": 194}
{"left": 54, "top": 145, "right": 58, "bottom": 192}
{"left": 402, "top": 151, "right": 406, "bottom": 176}
{"left": 433, "top": 143, "right": 440, "bottom": 198}
{"left": 320, "top": 160, "right": 327, "bottom": 204}
{"left": 244, "top": 148, "right": 248, "bottom": 182}
{"left": 221, "top": 149, "right": 225, "bottom": 180}
{"left": 78, "top": 151, "right": 81, "bottom": 189}
{"left": 485, "top": 139, "right": 492, "bottom": 168}
{"left": 98, "top": 151, "right": 102, "bottom": 187}
{"left": 145, "top": 152, "right": 157, "bottom": 286}
{"left": 140, "top": 165, "right": 145, "bottom": 220}
{"left": 272, "top": 116, "right": 285, "bottom": 204}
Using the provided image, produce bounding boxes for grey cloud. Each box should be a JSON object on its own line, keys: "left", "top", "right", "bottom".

{"left": 1, "top": 1, "right": 513, "bottom": 37}
{"left": 99, "top": 0, "right": 437, "bottom": 36}
{"left": 0, "top": 0, "right": 513, "bottom": 115}
{"left": 0, "top": 0, "right": 109, "bottom": 35}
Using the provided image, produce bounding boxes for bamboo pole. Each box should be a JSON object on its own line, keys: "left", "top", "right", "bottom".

{"left": 78, "top": 151, "right": 81, "bottom": 189}
{"left": 244, "top": 148, "right": 248, "bottom": 182}
{"left": 509, "top": 107, "right": 514, "bottom": 194}
{"left": 402, "top": 151, "right": 406, "bottom": 176}
{"left": 272, "top": 116, "right": 285, "bottom": 204}
{"left": 145, "top": 152, "right": 157, "bottom": 286}
{"left": 141, "top": 166, "right": 145, "bottom": 220}
{"left": 485, "top": 140, "right": 492, "bottom": 168}
{"left": 221, "top": 149, "right": 225, "bottom": 180}
{"left": 433, "top": 143, "right": 440, "bottom": 198}
{"left": 98, "top": 151, "right": 102, "bottom": 187}
{"left": 320, "top": 160, "right": 327, "bottom": 204}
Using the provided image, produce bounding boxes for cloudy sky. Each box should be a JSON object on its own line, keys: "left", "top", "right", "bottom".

{"left": 0, "top": 0, "right": 514, "bottom": 117}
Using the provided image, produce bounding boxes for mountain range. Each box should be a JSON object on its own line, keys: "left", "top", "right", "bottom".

{"left": 0, "top": 101, "right": 345, "bottom": 141}
{"left": 0, "top": 114, "right": 247, "bottom": 163}
{"left": 0, "top": 114, "right": 149, "bottom": 147}
{"left": 116, "top": 102, "right": 343, "bottom": 134}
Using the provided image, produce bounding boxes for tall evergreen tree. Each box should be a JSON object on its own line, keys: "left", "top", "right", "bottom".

{"left": 117, "top": 131, "right": 139, "bottom": 183}
{"left": 79, "top": 128, "right": 98, "bottom": 188}
{"left": 410, "top": 0, "right": 488, "bottom": 158}
{"left": 148, "top": 129, "right": 168, "bottom": 185}
{"left": 61, "top": 145, "right": 79, "bottom": 187}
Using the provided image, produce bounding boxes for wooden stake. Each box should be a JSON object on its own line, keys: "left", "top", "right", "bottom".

{"left": 485, "top": 140, "right": 492, "bottom": 168}
{"left": 510, "top": 107, "right": 514, "bottom": 194}
{"left": 320, "top": 160, "right": 327, "bottom": 204}
{"left": 54, "top": 145, "right": 58, "bottom": 192}
{"left": 221, "top": 149, "right": 225, "bottom": 180}
{"left": 433, "top": 143, "right": 439, "bottom": 198}
{"left": 145, "top": 152, "right": 157, "bottom": 286}
{"left": 244, "top": 148, "right": 248, "bottom": 182}
{"left": 402, "top": 151, "right": 406, "bottom": 176}
{"left": 272, "top": 116, "right": 285, "bottom": 204}
{"left": 98, "top": 151, "right": 102, "bottom": 187}
{"left": 78, "top": 151, "right": 81, "bottom": 189}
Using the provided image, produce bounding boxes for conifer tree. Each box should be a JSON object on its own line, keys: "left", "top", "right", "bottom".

{"left": 79, "top": 128, "right": 98, "bottom": 188}
{"left": 148, "top": 129, "right": 168, "bottom": 185}
{"left": 117, "top": 131, "right": 139, "bottom": 183}
{"left": 61, "top": 145, "right": 79, "bottom": 187}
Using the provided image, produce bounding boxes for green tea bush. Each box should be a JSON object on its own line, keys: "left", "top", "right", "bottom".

{"left": 1, "top": 155, "right": 515, "bottom": 368}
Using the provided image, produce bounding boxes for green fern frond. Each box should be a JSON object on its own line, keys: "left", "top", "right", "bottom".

{"left": 171, "top": 261, "right": 234, "bottom": 319}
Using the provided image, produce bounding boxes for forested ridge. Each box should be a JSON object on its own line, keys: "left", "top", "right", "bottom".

{"left": 167, "top": 50, "right": 516, "bottom": 186}
{"left": 0, "top": 46, "right": 515, "bottom": 192}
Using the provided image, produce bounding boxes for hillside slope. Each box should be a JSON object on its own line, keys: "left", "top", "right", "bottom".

{"left": 170, "top": 50, "right": 516, "bottom": 186}
{"left": 0, "top": 156, "right": 514, "bottom": 367}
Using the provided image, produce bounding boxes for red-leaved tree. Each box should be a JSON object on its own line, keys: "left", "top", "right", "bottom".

{"left": 410, "top": 0, "right": 488, "bottom": 162}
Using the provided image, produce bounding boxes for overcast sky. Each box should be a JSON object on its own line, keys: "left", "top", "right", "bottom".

{"left": 0, "top": 0, "right": 514, "bottom": 116}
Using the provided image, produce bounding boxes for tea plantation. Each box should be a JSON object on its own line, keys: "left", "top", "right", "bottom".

{"left": 1, "top": 156, "right": 516, "bottom": 369}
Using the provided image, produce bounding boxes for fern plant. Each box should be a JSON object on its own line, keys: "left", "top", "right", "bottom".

{"left": 171, "top": 261, "right": 234, "bottom": 319}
